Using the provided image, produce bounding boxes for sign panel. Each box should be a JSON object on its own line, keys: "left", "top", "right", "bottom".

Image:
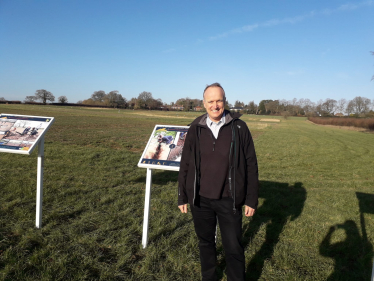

{"left": 0, "top": 113, "right": 54, "bottom": 155}
{"left": 138, "top": 125, "right": 189, "bottom": 171}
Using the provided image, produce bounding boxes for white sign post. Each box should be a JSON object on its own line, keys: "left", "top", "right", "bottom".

{"left": 142, "top": 168, "right": 153, "bottom": 248}
{"left": 0, "top": 113, "right": 54, "bottom": 228}
{"left": 138, "top": 125, "right": 189, "bottom": 248}
{"left": 36, "top": 136, "right": 44, "bottom": 228}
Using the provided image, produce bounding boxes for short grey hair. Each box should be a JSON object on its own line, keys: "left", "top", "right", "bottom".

{"left": 203, "top": 82, "right": 226, "bottom": 101}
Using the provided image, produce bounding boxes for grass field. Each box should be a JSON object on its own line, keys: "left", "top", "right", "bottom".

{"left": 0, "top": 104, "right": 373, "bottom": 280}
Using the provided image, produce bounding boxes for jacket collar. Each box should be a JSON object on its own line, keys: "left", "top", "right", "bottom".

{"left": 193, "top": 110, "right": 242, "bottom": 127}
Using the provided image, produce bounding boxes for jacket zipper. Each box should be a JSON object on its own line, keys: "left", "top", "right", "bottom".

{"left": 228, "top": 141, "right": 233, "bottom": 198}
{"left": 193, "top": 158, "right": 197, "bottom": 204}
{"left": 193, "top": 127, "right": 200, "bottom": 205}
{"left": 232, "top": 122, "right": 236, "bottom": 214}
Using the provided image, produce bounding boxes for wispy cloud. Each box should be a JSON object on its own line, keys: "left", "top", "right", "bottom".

{"left": 208, "top": 1, "right": 373, "bottom": 41}
{"left": 338, "top": 0, "right": 373, "bottom": 11}
{"left": 168, "top": 1, "right": 373, "bottom": 52}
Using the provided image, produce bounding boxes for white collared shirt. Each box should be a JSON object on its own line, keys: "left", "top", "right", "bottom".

{"left": 206, "top": 112, "right": 226, "bottom": 139}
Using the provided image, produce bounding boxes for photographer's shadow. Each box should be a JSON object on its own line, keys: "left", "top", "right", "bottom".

{"left": 319, "top": 220, "right": 373, "bottom": 280}
{"left": 241, "top": 181, "right": 307, "bottom": 280}
{"left": 319, "top": 192, "right": 374, "bottom": 280}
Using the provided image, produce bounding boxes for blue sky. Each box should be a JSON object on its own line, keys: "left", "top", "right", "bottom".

{"left": 0, "top": 0, "right": 373, "bottom": 105}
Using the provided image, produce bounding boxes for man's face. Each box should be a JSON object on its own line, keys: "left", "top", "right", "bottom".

{"left": 203, "top": 87, "right": 225, "bottom": 122}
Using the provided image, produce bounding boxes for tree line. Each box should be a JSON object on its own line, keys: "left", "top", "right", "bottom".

{"left": 1, "top": 89, "right": 372, "bottom": 117}
{"left": 253, "top": 97, "right": 374, "bottom": 117}
{"left": 24, "top": 90, "right": 68, "bottom": 104}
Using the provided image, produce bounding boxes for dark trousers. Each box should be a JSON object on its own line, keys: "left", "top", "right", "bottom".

{"left": 191, "top": 196, "right": 245, "bottom": 281}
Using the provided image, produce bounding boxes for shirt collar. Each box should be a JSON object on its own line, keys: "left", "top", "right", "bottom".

{"left": 207, "top": 111, "right": 226, "bottom": 126}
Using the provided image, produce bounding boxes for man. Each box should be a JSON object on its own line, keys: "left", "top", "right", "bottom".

{"left": 17, "top": 126, "right": 31, "bottom": 136}
{"left": 157, "top": 133, "right": 174, "bottom": 144}
{"left": 178, "top": 83, "right": 259, "bottom": 281}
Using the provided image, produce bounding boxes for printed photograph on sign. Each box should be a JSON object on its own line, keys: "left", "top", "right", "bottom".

{"left": 167, "top": 132, "right": 187, "bottom": 161}
{"left": 0, "top": 120, "right": 45, "bottom": 142}
{"left": 144, "top": 129, "right": 177, "bottom": 160}
{"left": 0, "top": 114, "right": 54, "bottom": 155}
{"left": 138, "top": 125, "right": 189, "bottom": 171}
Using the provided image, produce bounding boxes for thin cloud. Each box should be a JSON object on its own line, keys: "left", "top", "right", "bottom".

{"left": 338, "top": 0, "right": 373, "bottom": 11}
{"left": 208, "top": 1, "right": 373, "bottom": 41}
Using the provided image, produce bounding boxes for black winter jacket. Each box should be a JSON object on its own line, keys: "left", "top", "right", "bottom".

{"left": 178, "top": 111, "right": 259, "bottom": 211}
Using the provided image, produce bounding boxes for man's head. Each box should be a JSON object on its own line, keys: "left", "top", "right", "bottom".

{"left": 203, "top": 83, "right": 226, "bottom": 122}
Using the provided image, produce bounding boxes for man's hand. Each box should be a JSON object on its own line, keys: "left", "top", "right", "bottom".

{"left": 245, "top": 205, "right": 255, "bottom": 217}
{"left": 178, "top": 204, "right": 188, "bottom": 213}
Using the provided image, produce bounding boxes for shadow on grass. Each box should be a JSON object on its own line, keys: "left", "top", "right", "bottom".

{"left": 150, "top": 217, "right": 194, "bottom": 243}
{"left": 136, "top": 173, "right": 308, "bottom": 279}
{"left": 214, "top": 181, "right": 307, "bottom": 280}
{"left": 319, "top": 192, "right": 374, "bottom": 280}
{"left": 133, "top": 170, "right": 178, "bottom": 185}
{"left": 242, "top": 181, "right": 306, "bottom": 281}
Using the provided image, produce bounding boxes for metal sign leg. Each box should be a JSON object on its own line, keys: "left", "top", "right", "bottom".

{"left": 36, "top": 137, "right": 44, "bottom": 228}
{"left": 142, "top": 168, "right": 152, "bottom": 248}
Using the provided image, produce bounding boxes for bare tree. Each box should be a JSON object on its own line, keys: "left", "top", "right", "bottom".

{"left": 147, "top": 98, "right": 163, "bottom": 110}
{"left": 302, "top": 99, "right": 315, "bottom": 116}
{"left": 336, "top": 99, "right": 347, "bottom": 115}
{"left": 247, "top": 101, "right": 258, "bottom": 114}
{"left": 320, "top": 98, "right": 337, "bottom": 116}
{"left": 362, "top": 98, "right": 372, "bottom": 114}
{"left": 346, "top": 100, "right": 355, "bottom": 116}
{"left": 128, "top": 97, "right": 138, "bottom": 109}
{"left": 35, "top": 89, "right": 55, "bottom": 104}
{"left": 58, "top": 96, "right": 68, "bottom": 103}
{"left": 138, "top": 91, "right": 153, "bottom": 109}
{"left": 234, "top": 100, "right": 245, "bottom": 107}
{"left": 24, "top": 96, "right": 37, "bottom": 102}
{"left": 0, "top": 97, "right": 6, "bottom": 101}
{"left": 105, "top": 91, "right": 126, "bottom": 108}
{"left": 351, "top": 96, "right": 371, "bottom": 114}
{"left": 266, "top": 100, "right": 280, "bottom": 114}
{"left": 91, "top": 90, "right": 106, "bottom": 102}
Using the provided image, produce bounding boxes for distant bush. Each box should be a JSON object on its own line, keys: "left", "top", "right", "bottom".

{"left": 0, "top": 100, "right": 21, "bottom": 104}
{"left": 309, "top": 117, "right": 374, "bottom": 130}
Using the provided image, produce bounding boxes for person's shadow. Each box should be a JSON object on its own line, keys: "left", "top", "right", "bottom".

{"left": 216, "top": 181, "right": 307, "bottom": 280}
{"left": 319, "top": 192, "right": 374, "bottom": 280}
{"left": 319, "top": 220, "right": 373, "bottom": 280}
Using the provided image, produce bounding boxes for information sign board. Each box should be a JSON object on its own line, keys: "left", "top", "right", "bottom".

{"left": 0, "top": 113, "right": 54, "bottom": 155}
{"left": 138, "top": 125, "right": 189, "bottom": 171}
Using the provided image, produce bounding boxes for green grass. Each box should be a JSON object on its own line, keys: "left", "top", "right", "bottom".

{"left": 0, "top": 105, "right": 373, "bottom": 280}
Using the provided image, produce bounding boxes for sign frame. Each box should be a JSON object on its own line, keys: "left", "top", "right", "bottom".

{"left": 0, "top": 113, "right": 55, "bottom": 155}
{"left": 137, "top": 124, "right": 189, "bottom": 171}
{"left": 138, "top": 124, "right": 190, "bottom": 248}
{"left": 0, "top": 113, "right": 55, "bottom": 229}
